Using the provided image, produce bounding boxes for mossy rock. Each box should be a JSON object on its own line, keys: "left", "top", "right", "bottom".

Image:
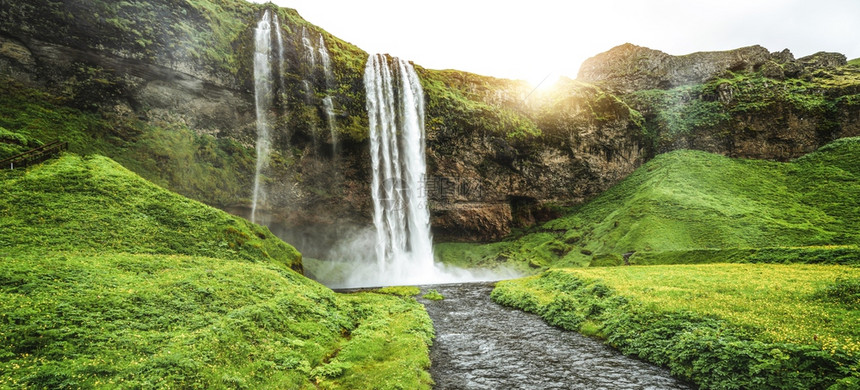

{"left": 589, "top": 253, "right": 623, "bottom": 267}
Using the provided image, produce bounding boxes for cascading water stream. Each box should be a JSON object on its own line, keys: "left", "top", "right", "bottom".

{"left": 307, "top": 55, "right": 523, "bottom": 288}
{"left": 322, "top": 96, "right": 336, "bottom": 147}
{"left": 298, "top": 27, "right": 319, "bottom": 147}
{"left": 272, "top": 13, "right": 286, "bottom": 96}
{"left": 364, "top": 54, "right": 435, "bottom": 283}
{"left": 318, "top": 35, "right": 337, "bottom": 150}
{"left": 301, "top": 27, "right": 316, "bottom": 68}
{"left": 250, "top": 10, "right": 273, "bottom": 223}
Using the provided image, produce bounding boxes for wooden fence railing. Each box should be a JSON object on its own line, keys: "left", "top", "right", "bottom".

{"left": 0, "top": 141, "right": 68, "bottom": 170}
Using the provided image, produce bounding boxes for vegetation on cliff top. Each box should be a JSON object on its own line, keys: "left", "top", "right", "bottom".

{"left": 624, "top": 69, "right": 853, "bottom": 146}
{"left": 417, "top": 67, "right": 541, "bottom": 141}
{"left": 0, "top": 154, "right": 434, "bottom": 389}
{"left": 492, "top": 267, "right": 860, "bottom": 389}
{"left": 437, "top": 137, "right": 860, "bottom": 269}
{"left": 0, "top": 0, "right": 256, "bottom": 79}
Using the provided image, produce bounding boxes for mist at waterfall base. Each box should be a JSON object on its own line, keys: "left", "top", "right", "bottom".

{"left": 304, "top": 228, "right": 525, "bottom": 289}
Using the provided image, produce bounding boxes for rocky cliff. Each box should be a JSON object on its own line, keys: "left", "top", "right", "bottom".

{"left": 1, "top": 0, "right": 859, "bottom": 255}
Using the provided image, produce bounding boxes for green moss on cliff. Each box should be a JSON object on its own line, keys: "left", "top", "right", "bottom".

{"left": 0, "top": 0, "right": 259, "bottom": 78}
{"left": 535, "top": 77, "right": 646, "bottom": 144}
{"left": 623, "top": 68, "right": 858, "bottom": 149}
{"left": 0, "top": 80, "right": 255, "bottom": 208}
{"left": 418, "top": 67, "right": 541, "bottom": 141}
{"left": 626, "top": 86, "right": 730, "bottom": 137}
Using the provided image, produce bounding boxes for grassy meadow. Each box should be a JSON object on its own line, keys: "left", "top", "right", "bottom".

{"left": 0, "top": 154, "right": 434, "bottom": 389}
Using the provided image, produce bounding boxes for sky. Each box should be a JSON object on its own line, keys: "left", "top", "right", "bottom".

{"left": 249, "top": 0, "right": 860, "bottom": 87}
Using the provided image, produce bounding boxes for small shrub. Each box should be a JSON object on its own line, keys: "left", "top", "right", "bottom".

{"left": 814, "top": 278, "right": 860, "bottom": 307}
{"left": 374, "top": 286, "right": 421, "bottom": 297}
{"left": 310, "top": 361, "right": 351, "bottom": 380}
{"left": 422, "top": 289, "right": 444, "bottom": 301}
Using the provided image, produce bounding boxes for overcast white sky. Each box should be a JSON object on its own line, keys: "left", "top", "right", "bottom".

{"left": 249, "top": 0, "right": 860, "bottom": 86}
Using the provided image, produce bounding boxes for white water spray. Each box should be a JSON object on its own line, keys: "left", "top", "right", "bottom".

{"left": 318, "top": 35, "right": 333, "bottom": 82}
{"left": 322, "top": 96, "right": 337, "bottom": 146}
{"left": 250, "top": 10, "right": 273, "bottom": 223}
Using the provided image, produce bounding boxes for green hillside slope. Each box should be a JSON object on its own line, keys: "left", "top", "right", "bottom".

{"left": 0, "top": 154, "right": 301, "bottom": 271}
{"left": 0, "top": 155, "right": 433, "bottom": 389}
{"left": 437, "top": 137, "right": 860, "bottom": 269}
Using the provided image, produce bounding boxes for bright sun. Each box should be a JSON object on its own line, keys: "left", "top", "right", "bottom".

{"left": 526, "top": 72, "right": 561, "bottom": 92}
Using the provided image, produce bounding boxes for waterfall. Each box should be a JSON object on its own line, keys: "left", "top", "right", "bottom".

{"left": 272, "top": 13, "right": 286, "bottom": 96}
{"left": 322, "top": 96, "right": 337, "bottom": 148}
{"left": 251, "top": 10, "right": 273, "bottom": 223}
{"left": 301, "top": 27, "right": 316, "bottom": 68}
{"left": 318, "top": 35, "right": 337, "bottom": 151}
{"left": 364, "top": 54, "right": 435, "bottom": 282}
{"left": 318, "top": 35, "right": 333, "bottom": 83}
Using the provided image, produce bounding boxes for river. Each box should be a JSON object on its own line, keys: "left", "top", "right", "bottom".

{"left": 417, "top": 283, "right": 692, "bottom": 390}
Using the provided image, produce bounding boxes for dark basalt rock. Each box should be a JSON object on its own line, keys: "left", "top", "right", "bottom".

{"left": 799, "top": 51, "right": 848, "bottom": 70}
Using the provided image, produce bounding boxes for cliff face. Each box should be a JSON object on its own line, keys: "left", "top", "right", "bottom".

{"left": 0, "top": 0, "right": 374, "bottom": 254}
{"left": 578, "top": 44, "right": 773, "bottom": 93}
{"left": 415, "top": 69, "right": 648, "bottom": 241}
{"left": 1, "top": 1, "right": 859, "bottom": 251}
{"left": 604, "top": 44, "right": 859, "bottom": 162}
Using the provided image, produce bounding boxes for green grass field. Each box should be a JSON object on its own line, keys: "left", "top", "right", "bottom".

{"left": 493, "top": 266, "right": 860, "bottom": 389}
{"left": 538, "top": 265, "right": 859, "bottom": 354}
{"left": 0, "top": 154, "right": 434, "bottom": 389}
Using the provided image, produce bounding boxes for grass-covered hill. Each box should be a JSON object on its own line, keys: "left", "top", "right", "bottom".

{"left": 0, "top": 153, "right": 302, "bottom": 271}
{"left": 436, "top": 137, "right": 860, "bottom": 270}
{"left": 0, "top": 154, "right": 434, "bottom": 389}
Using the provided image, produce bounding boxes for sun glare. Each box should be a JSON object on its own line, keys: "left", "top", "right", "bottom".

{"left": 526, "top": 72, "right": 561, "bottom": 92}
